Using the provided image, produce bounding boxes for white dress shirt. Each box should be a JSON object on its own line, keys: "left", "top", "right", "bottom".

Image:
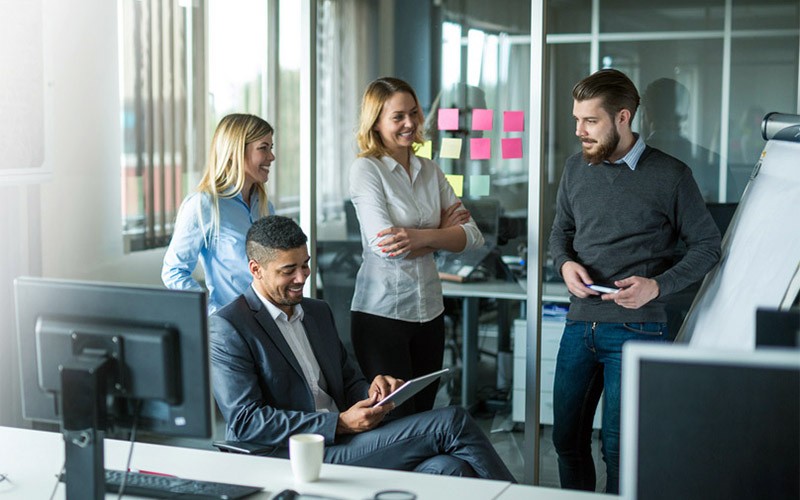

{"left": 349, "top": 154, "right": 484, "bottom": 322}
{"left": 254, "top": 288, "right": 338, "bottom": 413}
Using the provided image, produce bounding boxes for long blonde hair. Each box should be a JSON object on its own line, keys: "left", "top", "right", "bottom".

{"left": 356, "top": 77, "right": 425, "bottom": 158}
{"left": 196, "top": 113, "right": 274, "bottom": 243}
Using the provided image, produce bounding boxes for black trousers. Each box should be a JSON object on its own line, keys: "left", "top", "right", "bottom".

{"left": 351, "top": 311, "right": 445, "bottom": 419}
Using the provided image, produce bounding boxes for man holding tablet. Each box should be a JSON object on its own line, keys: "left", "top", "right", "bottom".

{"left": 548, "top": 69, "right": 721, "bottom": 494}
{"left": 210, "top": 216, "right": 514, "bottom": 480}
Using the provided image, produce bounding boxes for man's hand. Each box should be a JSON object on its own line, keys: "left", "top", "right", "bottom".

{"left": 439, "top": 202, "right": 471, "bottom": 229}
{"left": 561, "top": 261, "right": 596, "bottom": 298}
{"left": 336, "top": 393, "right": 393, "bottom": 435}
{"left": 369, "top": 375, "right": 404, "bottom": 402}
{"left": 603, "top": 276, "right": 660, "bottom": 309}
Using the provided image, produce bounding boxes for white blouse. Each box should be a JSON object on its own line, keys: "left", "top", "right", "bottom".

{"left": 349, "top": 154, "right": 484, "bottom": 322}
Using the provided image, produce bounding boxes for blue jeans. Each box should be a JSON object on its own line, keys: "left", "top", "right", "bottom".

{"left": 552, "top": 320, "right": 668, "bottom": 494}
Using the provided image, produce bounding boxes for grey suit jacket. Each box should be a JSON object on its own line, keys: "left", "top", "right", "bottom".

{"left": 209, "top": 286, "right": 369, "bottom": 447}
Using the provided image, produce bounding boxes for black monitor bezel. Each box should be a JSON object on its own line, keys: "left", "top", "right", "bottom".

{"left": 15, "top": 277, "right": 212, "bottom": 439}
{"left": 621, "top": 343, "right": 800, "bottom": 499}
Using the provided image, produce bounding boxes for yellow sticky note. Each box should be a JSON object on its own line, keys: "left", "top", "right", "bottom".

{"left": 445, "top": 174, "right": 464, "bottom": 196}
{"left": 414, "top": 140, "right": 433, "bottom": 159}
{"left": 440, "top": 138, "right": 463, "bottom": 159}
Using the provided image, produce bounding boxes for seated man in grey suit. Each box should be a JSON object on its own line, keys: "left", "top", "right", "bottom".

{"left": 210, "top": 215, "right": 515, "bottom": 480}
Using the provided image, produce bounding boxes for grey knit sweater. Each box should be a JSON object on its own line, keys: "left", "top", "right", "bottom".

{"left": 549, "top": 146, "right": 721, "bottom": 323}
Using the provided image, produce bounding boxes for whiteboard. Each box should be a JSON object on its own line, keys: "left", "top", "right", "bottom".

{"left": 679, "top": 139, "right": 800, "bottom": 349}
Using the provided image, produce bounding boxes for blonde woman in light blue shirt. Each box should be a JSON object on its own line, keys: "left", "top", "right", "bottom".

{"left": 162, "top": 114, "right": 275, "bottom": 314}
{"left": 349, "top": 77, "right": 484, "bottom": 418}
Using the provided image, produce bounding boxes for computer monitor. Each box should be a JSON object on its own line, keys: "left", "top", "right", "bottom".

{"left": 705, "top": 202, "right": 738, "bottom": 236}
{"left": 756, "top": 307, "right": 800, "bottom": 348}
{"left": 621, "top": 343, "right": 800, "bottom": 500}
{"left": 462, "top": 198, "right": 501, "bottom": 247}
{"left": 14, "top": 277, "right": 212, "bottom": 499}
{"left": 344, "top": 199, "right": 361, "bottom": 240}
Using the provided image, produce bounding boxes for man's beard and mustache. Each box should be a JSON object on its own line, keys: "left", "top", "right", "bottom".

{"left": 277, "top": 292, "right": 303, "bottom": 308}
{"left": 581, "top": 126, "right": 620, "bottom": 164}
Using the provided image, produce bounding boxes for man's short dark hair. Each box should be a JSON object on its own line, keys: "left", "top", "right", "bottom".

{"left": 572, "top": 68, "right": 640, "bottom": 122}
{"left": 246, "top": 216, "right": 308, "bottom": 263}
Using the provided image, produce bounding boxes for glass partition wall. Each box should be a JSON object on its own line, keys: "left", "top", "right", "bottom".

{"left": 313, "top": 0, "right": 534, "bottom": 481}
{"left": 311, "top": 0, "right": 799, "bottom": 487}
{"left": 535, "top": 0, "right": 798, "bottom": 488}
{"left": 112, "top": 0, "right": 797, "bottom": 485}
{"left": 207, "top": 0, "right": 302, "bottom": 217}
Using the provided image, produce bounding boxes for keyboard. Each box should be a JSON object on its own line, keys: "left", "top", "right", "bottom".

{"left": 62, "top": 469, "right": 264, "bottom": 499}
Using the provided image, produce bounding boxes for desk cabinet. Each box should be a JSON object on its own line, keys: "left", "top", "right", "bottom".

{"left": 512, "top": 313, "right": 602, "bottom": 428}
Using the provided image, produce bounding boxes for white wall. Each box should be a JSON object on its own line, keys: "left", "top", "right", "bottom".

{"left": 0, "top": 186, "right": 38, "bottom": 428}
{"left": 0, "top": 0, "right": 167, "bottom": 428}
{"left": 40, "top": 0, "right": 166, "bottom": 284}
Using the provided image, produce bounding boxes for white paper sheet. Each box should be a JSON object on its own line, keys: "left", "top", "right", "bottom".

{"left": 681, "top": 139, "right": 800, "bottom": 349}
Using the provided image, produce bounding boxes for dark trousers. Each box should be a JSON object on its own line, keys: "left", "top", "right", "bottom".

{"left": 268, "top": 406, "right": 516, "bottom": 481}
{"left": 351, "top": 311, "right": 445, "bottom": 419}
{"left": 329, "top": 406, "right": 514, "bottom": 481}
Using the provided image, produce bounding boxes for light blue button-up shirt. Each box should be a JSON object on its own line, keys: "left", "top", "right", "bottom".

{"left": 162, "top": 191, "right": 274, "bottom": 314}
{"left": 594, "top": 133, "right": 646, "bottom": 170}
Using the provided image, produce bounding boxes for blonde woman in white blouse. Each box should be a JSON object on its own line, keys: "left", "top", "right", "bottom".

{"left": 349, "top": 77, "right": 484, "bottom": 418}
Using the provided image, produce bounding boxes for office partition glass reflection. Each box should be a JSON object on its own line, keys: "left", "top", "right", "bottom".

{"left": 313, "top": 0, "right": 533, "bottom": 482}
{"left": 540, "top": 0, "right": 799, "bottom": 490}
{"left": 601, "top": 39, "right": 724, "bottom": 201}
{"left": 274, "top": 0, "right": 302, "bottom": 216}
{"left": 311, "top": 0, "right": 799, "bottom": 489}
{"left": 208, "top": 0, "right": 302, "bottom": 218}
{"left": 547, "top": 0, "right": 591, "bottom": 33}
{"left": 728, "top": 35, "right": 799, "bottom": 201}
{"left": 431, "top": 12, "right": 532, "bottom": 482}
{"left": 599, "top": 0, "right": 725, "bottom": 32}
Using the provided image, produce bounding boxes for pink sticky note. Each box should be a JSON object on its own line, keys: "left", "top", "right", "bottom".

{"left": 470, "top": 138, "right": 491, "bottom": 160}
{"left": 438, "top": 108, "right": 459, "bottom": 130}
{"left": 471, "top": 109, "right": 493, "bottom": 131}
{"left": 501, "top": 138, "right": 523, "bottom": 159}
{"left": 503, "top": 110, "right": 525, "bottom": 132}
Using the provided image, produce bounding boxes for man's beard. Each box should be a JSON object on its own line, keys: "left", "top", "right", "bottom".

{"left": 582, "top": 126, "right": 620, "bottom": 164}
{"left": 278, "top": 295, "right": 303, "bottom": 308}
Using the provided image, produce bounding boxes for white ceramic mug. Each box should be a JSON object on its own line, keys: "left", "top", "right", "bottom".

{"left": 289, "top": 433, "right": 325, "bottom": 482}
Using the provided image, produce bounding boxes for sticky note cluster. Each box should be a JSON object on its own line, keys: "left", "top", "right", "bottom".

{"left": 430, "top": 108, "right": 525, "bottom": 160}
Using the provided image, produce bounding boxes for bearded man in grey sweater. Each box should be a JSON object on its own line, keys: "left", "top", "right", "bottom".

{"left": 548, "top": 69, "right": 721, "bottom": 495}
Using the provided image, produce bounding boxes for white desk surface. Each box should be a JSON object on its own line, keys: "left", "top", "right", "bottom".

{"left": 442, "top": 279, "right": 570, "bottom": 304}
{"left": 442, "top": 279, "right": 527, "bottom": 300}
{"left": 495, "top": 484, "right": 607, "bottom": 499}
{"left": 0, "top": 426, "right": 512, "bottom": 499}
{"left": 0, "top": 426, "right": 605, "bottom": 499}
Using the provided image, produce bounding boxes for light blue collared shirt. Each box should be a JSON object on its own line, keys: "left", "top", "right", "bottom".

{"left": 593, "top": 133, "right": 646, "bottom": 170}
{"left": 162, "top": 190, "right": 274, "bottom": 314}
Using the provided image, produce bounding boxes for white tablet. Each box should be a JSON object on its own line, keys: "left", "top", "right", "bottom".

{"left": 373, "top": 368, "right": 450, "bottom": 408}
{"left": 586, "top": 284, "right": 619, "bottom": 294}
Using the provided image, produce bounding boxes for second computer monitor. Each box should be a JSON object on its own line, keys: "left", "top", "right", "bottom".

{"left": 621, "top": 342, "right": 800, "bottom": 500}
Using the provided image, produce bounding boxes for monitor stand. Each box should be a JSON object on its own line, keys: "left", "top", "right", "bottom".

{"left": 60, "top": 354, "right": 114, "bottom": 500}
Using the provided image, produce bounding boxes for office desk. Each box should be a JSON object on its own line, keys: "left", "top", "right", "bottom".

{"left": 442, "top": 281, "right": 571, "bottom": 410}
{"left": 442, "top": 280, "right": 526, "bottom": 409}
{"left": 496, "top": 484, "right": 606, "bottom": 499}
{"left": 0, "top": 426, "right": 512, "bottom": 499}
